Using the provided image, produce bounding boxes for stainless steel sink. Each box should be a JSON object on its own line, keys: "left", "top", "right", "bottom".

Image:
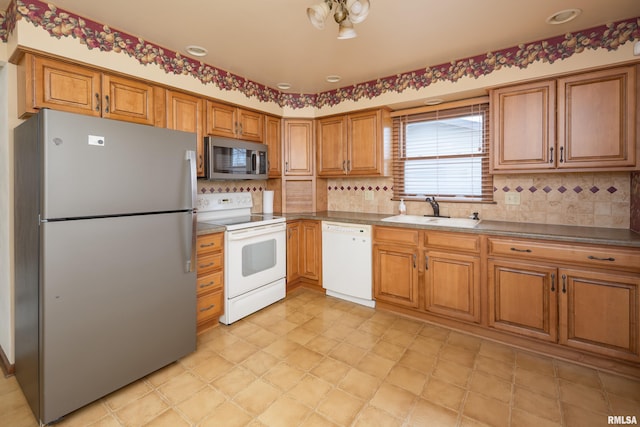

{"left": 381, "top": 215, "right": 481, "bottom": 228}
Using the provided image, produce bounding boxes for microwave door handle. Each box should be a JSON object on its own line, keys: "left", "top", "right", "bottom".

{"left": 251, "top": 151, "right": 258, "bottom": 175}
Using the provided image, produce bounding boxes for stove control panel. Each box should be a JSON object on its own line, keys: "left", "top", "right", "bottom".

{"left": 196, "top": 192, "right": 253, "bottom": 213}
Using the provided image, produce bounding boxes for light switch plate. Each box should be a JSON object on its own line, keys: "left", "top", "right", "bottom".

{"left": 505, "top": 193, "right": 520, "bottom": 205}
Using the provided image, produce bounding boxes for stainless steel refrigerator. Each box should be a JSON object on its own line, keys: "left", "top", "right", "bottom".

{"left": 14, "top": 109, "right": 198, "bottom": 425}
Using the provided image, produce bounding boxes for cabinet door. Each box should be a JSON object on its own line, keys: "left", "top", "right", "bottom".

{"left": 300, "top": 220, "right": 322, "bottom": 281}
{"left": 31, "top": 55, "right": 102, "bottom": 117}
{"left": 490, "top": 80, "right": 555, "bottom": 172}
{"left": 488, "top": 259, "right": 558, "bottom": 342}
{"left": 316, "top": 116, "right": 347, "bottom": 176}
{"left": 373, "top": 243, "right": 419, "bottom": 308}
{"left": 283, "top": 119, "right": 314, "bottom": 176}
{"left": 166, "top": 90, "right": 205, "bottom": 177}
{"left": 557, "top": 66, "right": 636, "bottom": 169}
{"left": 559, "top": 269, "right": 639, "bottom": 361}
{"left": 205, "top": 100, "right": 237, "bottom": 138}
{"left": 425, "top": 251, "right": 480, "bottom": 323}
{"left": 265, "top": 115, "right": 282, "bottom": 177}
{"left": 286, "top": 221, "right": 301, "bottom": 286}
{"left": 238, "top": 109, "right": 264, "bottom": 142}
{"left": 348, "top": 110, "right": 383, "bottom": 176}
{"left": 101, "top": 74, "right": 155, "bottom": 125}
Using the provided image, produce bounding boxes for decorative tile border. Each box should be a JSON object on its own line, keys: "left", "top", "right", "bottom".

{"left": 1, "top": 0, "right": 638, "bottom": 109}
{"left": 198, "top": 185, "right": 264, "bottom": 194}
{"left": 328, "top": 185, "right": 393, "bottom": 192}
{"left": 497, "top": 185, "right": 617, "bottom": 194}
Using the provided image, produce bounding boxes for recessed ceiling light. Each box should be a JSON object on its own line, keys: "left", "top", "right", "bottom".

{"left": 326, "top": 75, "right": 341, "bottom": 83}
{"left": 424, "top": 98, "right": 444, "bottom": 106}
{"left": 546, "top": 8, "right": 582, "bottom": 25}
{"left": 185, "top": 45, "right": 208, "bottom": 57}
{"left": 277, "top": 83, "right": 292, "bottom": 90}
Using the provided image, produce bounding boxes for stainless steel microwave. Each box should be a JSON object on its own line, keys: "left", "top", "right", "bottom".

{"left": 205, "top": 136, "right": 268, "bottom": 180}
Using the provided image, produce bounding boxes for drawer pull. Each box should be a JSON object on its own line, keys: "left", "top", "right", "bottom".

{"left": 199, "top": 281, "right": 215, "bottom": 289}
{"left": 199, "top": 304, "right": 215, "bottom": 312}
{"left": 200, "top": 242, "right": 216, "bottom": 248}
{"left": 510, "top": 247, "right": 532, "bottom": 253}
{"left": 199, "top": 262, "right": 215, "bottom": 268}
{"left": 587, "top": 255, "right": 615, "bottom": 262}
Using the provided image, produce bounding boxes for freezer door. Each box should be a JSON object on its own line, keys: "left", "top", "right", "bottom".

{"left": 40, "top": 212, "right": 196, "bottom": 424}
{"left": 39, "top": 109, "right": 196, "bottom": 219}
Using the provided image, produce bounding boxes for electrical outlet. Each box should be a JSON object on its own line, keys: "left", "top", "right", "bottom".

{"left": 505, "top": 193, "right": 521, "bottom": 205}
{"left": 364, "top": 190, "right": 374, "bottom": 201}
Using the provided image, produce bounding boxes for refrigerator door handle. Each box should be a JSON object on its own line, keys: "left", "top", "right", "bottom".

{"left": 186, "top": 150, "right": 197, "bottom": 272}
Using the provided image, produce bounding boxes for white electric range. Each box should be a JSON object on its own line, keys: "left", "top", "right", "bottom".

{"left": 197, "top": 193, "right": 286, "bottom": 324}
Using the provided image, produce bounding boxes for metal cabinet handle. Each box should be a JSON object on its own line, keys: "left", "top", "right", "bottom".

{"left": 425, "top": 255, "right": 429, "bottom": 270}
{"left": 588, "top": 255, "right": 615, "bottom": 262}
{"left": 510, "top": 247, "right": 532, "bottom": 253}
{"left": 199, "top": 154, "right": 203, "bottom": 170}
{"left": 285, "top": 161, "right": 289, "bottom": 172}
{"left": 562, "top": 274, "right": 567, "bottom": 293}
{"left": 95, "top": 93, "right": 101, "bottom": 111}
{"left": 199, "top": 304, "right": 215, "bottom": 312}
{"left": 559, "top": 146, "right": 564, "bottom": 163}
{"left": 342, "top": 160, "right": 347, "bottom": 174}
{"left": 104, "top": 95, "right": 110, "bottom": 113}
{"left": 347, "top": 160, "right": 351, "bottom": 173}
{"left": 551, "top": 273, "right": 556, "bottom": 292}
{"left": 413, "top": 254, "right": 416, "bottom": 269}
{"left": 549, "top": 146, "right": 554, "bottom": 163}
{"left": 199, "top": 281, "right": 215, "bottom": 289}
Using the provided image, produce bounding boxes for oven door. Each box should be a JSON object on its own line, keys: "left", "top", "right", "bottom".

{"left": 225, "top": 222, "right": 286, "bottom": 298}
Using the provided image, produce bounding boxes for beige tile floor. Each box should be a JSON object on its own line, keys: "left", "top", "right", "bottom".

{"left": 2, "top": 288, "right": 640, "bottom": 427}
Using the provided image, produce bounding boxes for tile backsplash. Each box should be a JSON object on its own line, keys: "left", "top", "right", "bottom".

{"left": 327, "top": 172, "right": 632, "bottom": 229}
{"left": 197, "top": 173, "right": 633, "bottom": 229}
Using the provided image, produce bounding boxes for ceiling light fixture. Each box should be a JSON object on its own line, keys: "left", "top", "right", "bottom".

{"left": 545, "top": 8, "right": 582, "bottom": 25}
{"left": 185, "top": 45, "right": 208, "bottom": 57}
{"left": 307, "top": 0, "right": 370, "bottom": 39}
{"left": 277, "top": 83, "right": 292, "bottom": 90}
{"left": 326, "top": 75, "right": 342, "bottom": 83}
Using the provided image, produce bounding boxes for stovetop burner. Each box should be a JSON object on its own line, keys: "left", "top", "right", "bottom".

{"left": 197, "top": 193, "right": 284, "bottom": 230}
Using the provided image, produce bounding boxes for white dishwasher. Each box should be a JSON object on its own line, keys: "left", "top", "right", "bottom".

{"left": 321, "top": 221, "right": 375, "bottom": 308}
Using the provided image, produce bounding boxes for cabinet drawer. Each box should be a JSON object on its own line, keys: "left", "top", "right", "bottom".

{"left": 424, "top": 231, "right": 480, "bottom": 253}
{"left": 197, "top": 271, "right": 223, "bottom": 295}
{"left": 373, "top": 226, "right": 419, "bottom": 245}
{"left": 488, "top": 238, "right": 640, "bottom": 272}
{"left": 197, "top": 291, "right": 223, "bottom": 324}
{"left": 197, "top": 233, "right": 224, "bottom": 255}
{"left": 196, "top": 252, "right": 223, "bottom": 276}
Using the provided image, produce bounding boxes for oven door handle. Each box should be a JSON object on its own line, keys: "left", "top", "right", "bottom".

{"left": 227, "top": 223, "right": 285, "bottom": 241}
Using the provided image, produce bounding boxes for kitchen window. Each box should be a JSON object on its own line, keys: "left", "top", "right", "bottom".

{"left": 391, "top": 98, "right": 493, "bottom": 202}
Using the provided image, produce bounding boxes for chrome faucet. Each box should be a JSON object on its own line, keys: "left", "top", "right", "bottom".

{"left": 425, "top": 196, "right": 440, "bottom": 217}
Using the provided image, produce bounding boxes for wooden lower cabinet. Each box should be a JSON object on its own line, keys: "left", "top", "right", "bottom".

{"left": 559, "top": 268, "right": 639, "bottom": 360}
{"left": 286, "top": 220, "right": 322, "bottom": 290}
{"left": 373, "top": 243, "right": 420, "bottom": 308}
{"left": 426, "top": 251, "right": 481, "bottom": 323}
{"left": 196, "top": 232, "right": 224, "bottom": 333}
{"left": 488, "top": 237, "right": 640, "bottom": 363}
{"left": 488, "top": 259, "right": 558, "bottom": 342}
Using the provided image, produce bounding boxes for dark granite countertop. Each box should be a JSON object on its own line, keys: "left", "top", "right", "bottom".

{"left": 282, "top": 211, "right": 640, "bottom": 248}
{"left": 196, "top": 210, "right": 640, "bottom": 248}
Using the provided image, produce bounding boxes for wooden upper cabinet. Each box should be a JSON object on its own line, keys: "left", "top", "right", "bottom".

{"left": 101, "top": 74, "right": 155, "bottom": 125}
{"left": 490, "top": 80, "right": 556, "bottom": 172}
{"left": 205, "top": 100, "right": 264, "bottom": 142}
{"left": 316, "top": 116, "right": 348, "bottom": 176}
{"left": 557, "top": 66, "right": 636, "bottom": 169}
{"left": 316, "top": 108, "right": 390, "bottom": 177}
{"left": 265, "top": 115, "right": 282, "bottom": 178}
{"left": 283, "top": 119, "right": 314, "bottom": 176}
{"left": 19, "top": 53, "right": 155, "bottom": 125}
{"left": 166, "top": 90, "right": 205, "bottom": 177}
{"left": 491, "top": 65, "right": 638, "bottom": 173}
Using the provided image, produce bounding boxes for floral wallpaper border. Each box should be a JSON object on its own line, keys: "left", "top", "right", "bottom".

{"left": 0, "top": 0, "right": 639, "bottom": 110}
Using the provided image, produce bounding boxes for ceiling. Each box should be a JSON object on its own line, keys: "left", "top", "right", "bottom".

{"left": 3, "top": 1, "right": 640, "bottom": 94}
